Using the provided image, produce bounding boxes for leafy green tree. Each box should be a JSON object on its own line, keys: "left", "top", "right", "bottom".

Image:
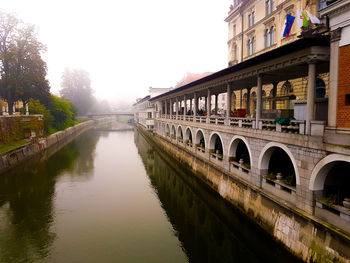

{"left": 28, "top": 99, "right": 53, "bottom": 134}
{"left": 60, "top": 68, "right": 93, "bottom": 115}
{"left": 0, "top": 11, "right": 49, "bottom": 114}
{"left": 48, "top": 95, "right": 76, "bottom": 132}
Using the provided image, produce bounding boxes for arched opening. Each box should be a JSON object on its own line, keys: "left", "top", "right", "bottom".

{"left": 312, "top": 161, "right": 350, "bottom": 207}
{"left": 195, "top": 130, "right": 205, "bottom": 152}
{"left": 316, "top": 78, "right": 326, "bottom": 99}
{"left": 266, "top": 147, "right": 296, "bottom": 187}
{"left": 166, "top": 124, "right": 170, "bottom": 137}
{"left": 229, "top": 138, "right": 251, "bottom": 170}
{"left": 280, "top": 80, "right": 294, "bottom": 109}
{"left": 177, "top": 126, "right": 183, "bottom": 142}
{"left": 171, "top": 125, "right": 176, "bottom": 139}
{"left": 185, "top": 128, "right": 193, "bottom": 146}
{"left": 209, "top": 133, "right": 223, "bottom": 161}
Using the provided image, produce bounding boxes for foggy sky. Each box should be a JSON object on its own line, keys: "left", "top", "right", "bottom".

{"left": 2, "top": 0, "right": 232, "bottom": 104}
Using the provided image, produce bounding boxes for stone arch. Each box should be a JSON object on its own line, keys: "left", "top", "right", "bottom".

{"left": 171, "top": 124, "right": 176, "bottom": 138}
{"left": 177, "top": 125, "right": 184, "bottom": 139}
{"left": 195, "top": 129, "right": 206, "bottom": 149}
{"left": 309, "top": 154, "right": 350, "bottom": 191}
{"left": 166, "top": 123, "right": 170, "bottom": 136}
{"left": 208, "top": 132, "right": 224, "bottom": 155}
{"left": 184, "top": 127, "right": 193, "bottom": 142}
{"left": 258, "top": 142, "right": 300, "bottom": 185}
{"left": 228, "top": 136, "right": 252, "bottom": 166}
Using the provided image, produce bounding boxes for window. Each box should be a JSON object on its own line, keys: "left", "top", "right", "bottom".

{"left": 252, "top": 11, "right": 255, "bottom": 25}
{"left": 247, "top": 37, "right": 255, "bottom": 56}
{"left": 248, "top": 14, "right": 251, "bottom": 27}
{"left": 233, "top": 24, "right": 236, "bottom": 36}
{"left": 234, "top": 45, "right": 237, "bottom": 60}
{"left": 264, "top": 29, "right": 269, "bottom": 48}
{"left": 247, "top": 39, "right": 251, "bottom": 56}
{"left": 346, "top": 94, "right": 350, "bottom": 106}
{"left": 266, "top": 0, "right": 274, "bottom": 15}
{"left": 316, "top": 78, "right": 326, "bottom": 99}
{"left": 264, "top": 27, "right": 275, "bottom": 48}
{"left": 270, "top": 26, "right": 275, "bottom": 45}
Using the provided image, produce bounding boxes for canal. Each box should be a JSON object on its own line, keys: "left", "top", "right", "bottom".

{"left": 0, "top": 127, "right": 301, "bottom": 262}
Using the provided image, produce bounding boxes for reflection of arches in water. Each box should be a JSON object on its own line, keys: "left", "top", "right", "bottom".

{"left": 134, "top": 129, "right": 300, "bottom": 263}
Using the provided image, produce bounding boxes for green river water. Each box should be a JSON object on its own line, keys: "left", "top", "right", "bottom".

{"left": 0, "top": 127, "right": 301, "bottom": 263}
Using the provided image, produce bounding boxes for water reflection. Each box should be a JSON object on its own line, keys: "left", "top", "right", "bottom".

{"left": 134, "top": 130, "right": 301, "bottom": 263}
{"left": 0, "top": 131, "right": 100, "bottom": 263}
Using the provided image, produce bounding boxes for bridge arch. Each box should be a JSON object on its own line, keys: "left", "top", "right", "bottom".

{"left": 228, "top": 136, "right": 252, "bottom": 167}
{"left": 166, "top": 123, "right": 170, "bottom": 137}
{"left": 184, "top": 127, "right": 193, "bottom": 144}
{"left": 309, "top": 154, "right": 350, "bottom": 191}
{"left": 171, "top": 124, "right": 176, "bottom": 138}
{"left": 195, "top": 129, "right": 206, "bottom": 150}
{"left": 258, "top": 142, "right": 300, "bottom": 186}
{"left": 177, "top": 125, "right": 184, "bottom": 140}
{"left": 209, "top": 132, "right": 224, "bottom": 156}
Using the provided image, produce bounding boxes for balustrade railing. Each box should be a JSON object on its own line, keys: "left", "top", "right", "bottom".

{"left": 159, "top": 114, "right": 310, "bottom": 136}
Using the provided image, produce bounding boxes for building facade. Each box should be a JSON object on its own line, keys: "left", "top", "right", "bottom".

{"left": 225, "top": 0, "right": 329, "bottom": 120}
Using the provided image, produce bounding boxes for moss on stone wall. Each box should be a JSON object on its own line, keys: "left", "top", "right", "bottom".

{"left": 0, "top": 115, "right": 44, "bottom": 145}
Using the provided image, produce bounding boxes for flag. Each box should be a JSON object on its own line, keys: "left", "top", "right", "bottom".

{"left": 281, "top": 14, "right": 295, "bottom": 38}
{"left": 296, "top": 10, "right": 308, "bottom": 27}
{"left": 306, "top": 10, "right": 321, "bottom": 24}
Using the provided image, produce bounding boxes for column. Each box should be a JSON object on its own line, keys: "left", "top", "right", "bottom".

{"left": 306, "top": 62, "right": 316, "bottom": 135}
{"left": 240, "top": 88, "right": 243, "bottom": 109}
{"left": 328, "top": 28, "right": 341, "bottom": 128}
{"left": 256, "top": 74, "right": 262, "bottom": 125}
{"left": 215, "top": 94, "right": 218, "bottom": 115}
{"left": 207, "top": 89, "right": 211, "bottom": 118}
{"left": 190, "top": 98, "right": 193, "bottom": 115}
{"left": 169, "top": 99, "right": 172, "bottom": 118}
{"left": 272, "top": 81, "right": 278, "bottom": 110}
{"left": 175, "top": 97, "right": 179, "bottom": 118}
{"left": 246, "top": 88, "right": 251, "bottom": 116}
{"left": 226, "top": 83, "right": 232, "bottom": 120}
{"left": 184, "top": 95, "right": 187, "bottom": 118}
{"left": 193, "top": 92, "right": 197, "bottom": 120}
{"left": 165, "top": 100, "right": 168, "bottom": 115}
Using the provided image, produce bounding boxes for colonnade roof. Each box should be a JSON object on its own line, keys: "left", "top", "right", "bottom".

{"left": 150, "top": 36, "right": 330, "bottom": 102}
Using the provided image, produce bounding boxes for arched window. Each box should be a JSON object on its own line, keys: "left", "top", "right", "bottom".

{"left": 233, "top": 45, "right": 237, "bottom": 60}
{"left": 251, "top": 37, "right": 255, "bottom": 54}
{"left": 270, "top": 26, "right": 275, "bottom": 45}
{"left": 247, "top": 39, "right": 251, "bottom": 56}
{"left": 265, "top": 29, "right": 269, "bottom": 48}
{"left": 316, "top": 78, "right": 326, "bottom": 99}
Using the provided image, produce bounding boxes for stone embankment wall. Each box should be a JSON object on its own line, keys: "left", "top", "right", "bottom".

{"left": 0, "top": 118, "right": 111, "bottom": 174}
{"left": 137, "top": 125, "right": 350, "bottom": 263}
{"left": 0, "top": 115, "right": 44, "bottom": 144}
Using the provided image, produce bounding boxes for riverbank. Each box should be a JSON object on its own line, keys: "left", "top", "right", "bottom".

{"left": 136, "top": 124, "right": 350, "bottom": 263}
{"left": 0, "top": 117, "right": 112, "bottom": 174}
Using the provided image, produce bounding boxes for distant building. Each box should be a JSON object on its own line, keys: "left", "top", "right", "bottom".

{"left": 133, "top": 87, "right": 173, "bottom": 130}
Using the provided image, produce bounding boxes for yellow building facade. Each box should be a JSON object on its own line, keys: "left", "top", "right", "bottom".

{"left": 225, "top": 0, "right": 329, "bottom": 118}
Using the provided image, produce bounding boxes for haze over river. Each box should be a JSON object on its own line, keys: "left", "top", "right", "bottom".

{"left": 0, "top": 126, "right": 301, "bottom": 262}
